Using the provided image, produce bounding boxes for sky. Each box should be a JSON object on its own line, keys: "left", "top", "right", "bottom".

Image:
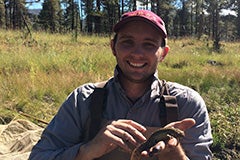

{"left": 26, "top": 1, "right": 237, "bottom": 17}
{"left": 26, "top": 1, "right": 42, "bottom": 9}
{"left": 221, "top": 9, "right": 237, "bottom": 16}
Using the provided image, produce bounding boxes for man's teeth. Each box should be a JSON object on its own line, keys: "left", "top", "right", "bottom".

{"left": 129, "top": 62, "right": 145, "bottom": 67}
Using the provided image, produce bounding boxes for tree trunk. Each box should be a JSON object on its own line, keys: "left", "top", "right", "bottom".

{"left": 95, "top": 0, "right": 101, "bottom": 33}
{"left": 121, "top": 0, "right": 124, "bottom": 15}
{"left": 86, "top": 0, "right": 93, "bottom": 33}
{"left": 133, "top": 0, "right": 136, "bottom": 10}
{"left": 237, "top": 0, "right": 240, "bottom": 39}
{"left": 213, "top": 6, "right": 221, "bottom": 51}
{"left": 0, "top": 0, "right": 5, "bottom": 28}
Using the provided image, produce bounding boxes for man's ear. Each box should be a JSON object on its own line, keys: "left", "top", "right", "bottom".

{"left": 159, "top": 46, "right": 170, "bottom": 62}
{"left": 110, "top": 39, "right": 116, "bottom": 56}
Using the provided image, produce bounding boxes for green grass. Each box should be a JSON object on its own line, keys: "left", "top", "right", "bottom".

{"left": 0, "top": 31, "right": 115, "bottom": 122}
{"left": 0, "top": 30, "right": 239, "bottom": 158}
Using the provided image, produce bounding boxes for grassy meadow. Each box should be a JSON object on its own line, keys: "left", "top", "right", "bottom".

{"left": 0, "top": 30, "right": 239, "bottom": 159}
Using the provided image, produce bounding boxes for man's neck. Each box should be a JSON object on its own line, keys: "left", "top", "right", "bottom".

{"left": 118, "top": 76, "right": 153, "bottom": 102}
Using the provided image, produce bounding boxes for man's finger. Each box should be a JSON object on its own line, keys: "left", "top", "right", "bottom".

{"left": 112, "top": 120, "right": 147, "bottom": 141}
{"left": 118, "top": 119, "right": 147, "bottom": 132}
{"left": 165, "top": 118, "right": 196, "bottom": 131}
{"left": 149, "top": 141, "right": 165, "bottom": 156}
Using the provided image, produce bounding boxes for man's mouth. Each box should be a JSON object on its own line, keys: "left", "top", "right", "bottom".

{"left": 128, "top": 61, "right": 146, "bottom": 68}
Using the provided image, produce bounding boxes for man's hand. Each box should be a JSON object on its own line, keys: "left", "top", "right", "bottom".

{"left": 141, "top": 118, "right": 196, "bottom": 160}
{"left": 75, "top": 119, "right": 146, "bottom": 160}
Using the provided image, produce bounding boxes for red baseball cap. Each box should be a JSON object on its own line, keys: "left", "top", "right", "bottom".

{"left": 113, "top": 10, "right": 167, "bottom": 38}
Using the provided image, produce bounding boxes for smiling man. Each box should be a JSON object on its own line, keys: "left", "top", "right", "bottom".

{"left": 29, "top": 10, "right": 213, "bottom": 160}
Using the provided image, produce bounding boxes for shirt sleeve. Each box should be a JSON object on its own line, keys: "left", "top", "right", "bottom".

{"left": 176, "top": 85, "right": 213, "bottom": 160}
{"left": 29, "top": 85, "right": 92, "bottom": 160}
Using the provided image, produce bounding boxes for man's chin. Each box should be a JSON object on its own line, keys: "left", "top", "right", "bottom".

{"left": 125, "top": 75, "right": 153, "bottom": 84}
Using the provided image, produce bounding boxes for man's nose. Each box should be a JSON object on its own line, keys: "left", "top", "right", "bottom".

{"left": 131, "top": 45, "right": 144, "bottom": 56}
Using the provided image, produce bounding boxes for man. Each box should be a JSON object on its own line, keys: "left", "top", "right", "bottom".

{"left": 29, "top": 10, "right": 213, "bottom": 160}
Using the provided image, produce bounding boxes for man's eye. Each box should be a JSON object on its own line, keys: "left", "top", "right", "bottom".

{"left": 121, "top": 40, "right": 134, "bottom": 47}
{"left": 144, "top": 43, "right": 156, "bottom": 49}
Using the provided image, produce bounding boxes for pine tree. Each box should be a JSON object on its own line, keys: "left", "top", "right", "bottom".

{"left": 38, "top": 0, "right": 61, "bottom": 32}
{"left": 63, "top": 0, "right": 79, "bottom": 32}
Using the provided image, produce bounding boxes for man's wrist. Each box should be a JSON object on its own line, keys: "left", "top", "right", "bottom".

{"left": 75, "top": 143, "right": 95, "bottom": 160}
{"left": 177, "top": 145, "right": 187, "bottom": 160}
{"left": 156, "top": 144, "right": 186, "bottom": 160}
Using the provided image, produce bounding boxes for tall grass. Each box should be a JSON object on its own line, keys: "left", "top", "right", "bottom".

{"left": 0, "top": 31, "right": 115, "bottom": 122}
{"left": 0, "top": 30, "right": 239, "bottom": 158}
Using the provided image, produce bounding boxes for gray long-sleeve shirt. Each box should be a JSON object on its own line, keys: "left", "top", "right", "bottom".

{"left": 29, "top": 69, "right": 213, "bottom": 160}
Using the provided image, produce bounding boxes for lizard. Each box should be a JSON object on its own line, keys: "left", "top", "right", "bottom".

{"left": 130, "top": 127, "right": 185, "bottom": 160}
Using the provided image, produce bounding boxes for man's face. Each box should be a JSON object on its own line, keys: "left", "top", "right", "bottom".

{"left": 112, "top": 20, "right": 165, "bottom": 83}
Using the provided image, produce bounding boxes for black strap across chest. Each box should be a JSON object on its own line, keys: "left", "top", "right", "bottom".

{"left": 84, "top": 81, "right": 107, "bottom": 141}
{"left": 159, "top": 80, "right": 179, "bottom": 126}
